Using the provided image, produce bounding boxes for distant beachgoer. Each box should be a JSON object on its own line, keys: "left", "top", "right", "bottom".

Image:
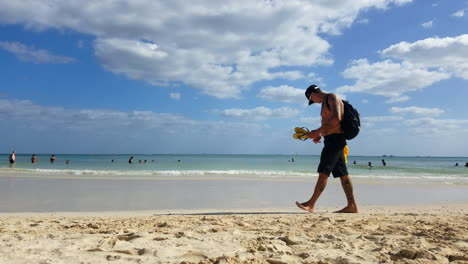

{"left": 128, "top": 156, "right": 134, "bottom": 164}
{"left": 455, "top": 163, "right": 458, "bottom": 166}
{"left": 465, "top": 162, "right": 468, "bottom": 167}
{"left": 31, "top": 154, "right": 37, "bottom": 163}
{"left": 381, "top": 159, "right": 386, "bottom": 167}
{"left": 368, "top": 162, "right": 372, "bottom": 168}
{"left": 66, "top": 160, "right": 70, "bottom": 164}
{"left": 9, "top": 151, "right": 15, "bottom": 164}
{"left": 139, "top": 160, "right": 142, "bottom": 163}
{"left": 50, "top": 155, "right": 56, "bottom": 163}
{"left": 112, "top": 159, "right": 115, "bottom": 163}
{"left": 295, "top": 84, "right": 358, "bottom": 214}
{"left": 291, "top": 158, "right": 295, "bottom": 162}
{"left": 353, "top": 161, "right": 356, "bottom": 165}
{"left": 144, "top": 160, "right": 147, "bottom": 163}
{"left": 152, "top": 160, "right": 155, "bottom": 163}
{"left": 178, "top": 160, "right": 181, "bottom": 162}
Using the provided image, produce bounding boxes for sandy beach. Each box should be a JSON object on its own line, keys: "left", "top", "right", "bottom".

{"left": 1, "top": 204, "right": 467, "bottom": 264}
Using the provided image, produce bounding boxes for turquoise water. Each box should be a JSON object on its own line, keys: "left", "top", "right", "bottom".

{"left": 1, "top": 154, "right": 468, "bottom": 184}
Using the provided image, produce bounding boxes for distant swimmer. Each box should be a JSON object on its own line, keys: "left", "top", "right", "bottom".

{"left": 31, "top": 154, "right": 37, "bottom": 163}
{"left": 465, "top": 162, "right": 468, "bottom": 167}
{"left": 381, "top": 159, "right": 386, "bottom": 167}
{"left": 112, "top": 159, "right": 115, "bottom": 163}
{"left": 455, "top": 163, "right": 459, "bottom": 166}
{"left": 9, "top": 151, "right": 15, "bottom": 164}
{"left": 50, "top": 155, "right": 56, "bottom": 163}
{"left": 368, "top": 162, "right": 372, "bottom": 168}
{"left": 353, "top": 161, "right": 356, "bottom": 165}
{"left": 128, "top": 156, "right": 134, "bottom": 164}
{"left": 66, "top": 160, "right": 70, "bottom": 164}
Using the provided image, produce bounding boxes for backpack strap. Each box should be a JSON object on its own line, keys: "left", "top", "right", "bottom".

{"left": 325, "top": 94, "right": 331, "bottom": 110}
{"left": 320, "top": 94, "right": 331, "bottom": 116}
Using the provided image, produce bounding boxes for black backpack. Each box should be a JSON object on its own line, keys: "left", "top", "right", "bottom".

{"left": 324, "top": 95, "right": 361, "bottom": 140}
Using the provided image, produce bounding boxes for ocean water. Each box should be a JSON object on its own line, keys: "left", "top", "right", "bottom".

{"left": 1, "top": 154, "right": 468, "bottom": 184}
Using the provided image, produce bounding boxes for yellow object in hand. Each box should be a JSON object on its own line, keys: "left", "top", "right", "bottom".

{"left": 293, "top": 127, "right": 310, "bottom": 141}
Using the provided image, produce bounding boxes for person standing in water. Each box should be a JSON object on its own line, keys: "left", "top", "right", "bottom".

{"left": 9, "top": 151, "right": 16, "bottom": 164}
{"left": 296, "top": 85, "right": 358, "bottom": 214}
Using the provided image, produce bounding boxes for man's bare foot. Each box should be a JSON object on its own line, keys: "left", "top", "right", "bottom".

{"left": 296, "top": 201, "right": 314, "bottom": 213}
{"left": 333, "top": 206, "right": 358, "bottom": 213}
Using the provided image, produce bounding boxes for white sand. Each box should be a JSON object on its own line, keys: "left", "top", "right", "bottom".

{"left": 1, "top": 204, "right": 467, "bottom": 264}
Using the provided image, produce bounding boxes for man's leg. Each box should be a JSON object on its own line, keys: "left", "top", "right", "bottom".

{"left": 335, "top": 175, "right": 358, "bottom": 213}
{"left": 296, "top": 173, "right": 328, "bottom": 213}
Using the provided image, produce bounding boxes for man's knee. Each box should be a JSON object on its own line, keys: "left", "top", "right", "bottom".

{"left": 339, "top": 175, "right": 350, "bottom": 182}
{"left": 318, "top": 173, "right": 329, "bottom": 180}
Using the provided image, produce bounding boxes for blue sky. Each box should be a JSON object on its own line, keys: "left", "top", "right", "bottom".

{"left": 1, "top": 0, "right": 468, "bottom": 156}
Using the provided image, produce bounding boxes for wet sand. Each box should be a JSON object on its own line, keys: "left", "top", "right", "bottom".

{"left": 0, "top": 172, "right": 467, "bottom": 212}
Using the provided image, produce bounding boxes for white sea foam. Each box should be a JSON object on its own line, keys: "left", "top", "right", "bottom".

{"left": 0, "top": 167, "right": 466, "bottom": 184}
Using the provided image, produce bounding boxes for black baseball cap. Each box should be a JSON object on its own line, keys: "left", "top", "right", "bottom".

{"left": 305, "top": 84, "right": 319, "bottom": 105}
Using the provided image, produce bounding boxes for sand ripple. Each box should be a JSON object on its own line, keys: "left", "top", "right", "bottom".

{"left": 0, "top": 207, "right": 467, "bottom": 263}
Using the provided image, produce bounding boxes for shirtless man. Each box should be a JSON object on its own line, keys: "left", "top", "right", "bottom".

{"left": 296, "top": 85, "right": 358, "bottom": 213}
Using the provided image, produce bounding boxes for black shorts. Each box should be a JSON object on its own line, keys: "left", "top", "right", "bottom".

{"left": 317, "top": 133, "right": 348, "bottom": 178}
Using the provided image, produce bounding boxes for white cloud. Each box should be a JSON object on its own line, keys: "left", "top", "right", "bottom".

{"left": 361, "top": 115, "right": 403, "bottom": 128}
{"left": 298, "top": 116, "right": 321, "bottom": 124}
{"left": 77, "top": 40, "right": 84, "bottom": 49}
{"left": 0, "top": 98, "right": 267, "bottom": 139}
{"left": 363, "top": 115, "right": 404, "bottom": 122}
{"left": 0, "top": 99, "right": 188, "bottom": 129}
{"left": 390, "top": 106, "right": 444, "bottom": 116}
{"left": 170, "top": 93, "right": 181, "bottom": 100}
{"left": 452, "top": 9, "right": 466, "bottom": 17}
{"left": 336, "top": 59, "right": 449, "bottom": 98}
{"left": 404, "top": 118, "right": 468, "bottom": 135}
{"left": 385, "top": 95, "right": 410, "bottom": 103}
{"left": 356, "top": 18, "right": 369, "bottom": 24}
{"left": 381, "top": 34, "right": 468, "bottom": 79}
{"left": 0, "top": 41, "right": 75, "bottom": 64}
{"left": 0, "top": 0, "right": 413, "bottom": 98}
{"left": 339, "top": 34, "right": 468, "bottom": 100}
{"left": 257, "top": 85, "right": 305, "bottom": 104}
{"left": 0, "top": 99, "right": 282, "bottom": 154}
{"left": 220, "top": 106, "right": 300, "bottom": 121}
{"left": 421, "top": 20, "right": 433, "bottom": 28}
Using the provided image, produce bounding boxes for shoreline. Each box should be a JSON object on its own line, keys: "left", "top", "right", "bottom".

{"left": 1, "top": 175, "right": 467, "bottom": 213}
{"left": 0, "top": 202, "right": 467, "bottom": 217}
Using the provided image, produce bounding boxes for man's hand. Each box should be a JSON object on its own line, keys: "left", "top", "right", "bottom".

{"left": 307, "top": 129, "right": 321, "bottom": 139}
{"left": 312, "top": 135, "right": 322, "bottom": 144}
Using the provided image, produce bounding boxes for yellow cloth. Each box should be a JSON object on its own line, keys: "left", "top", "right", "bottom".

{"left": 343, "top": 145, "right": 349, "bottom": 163}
